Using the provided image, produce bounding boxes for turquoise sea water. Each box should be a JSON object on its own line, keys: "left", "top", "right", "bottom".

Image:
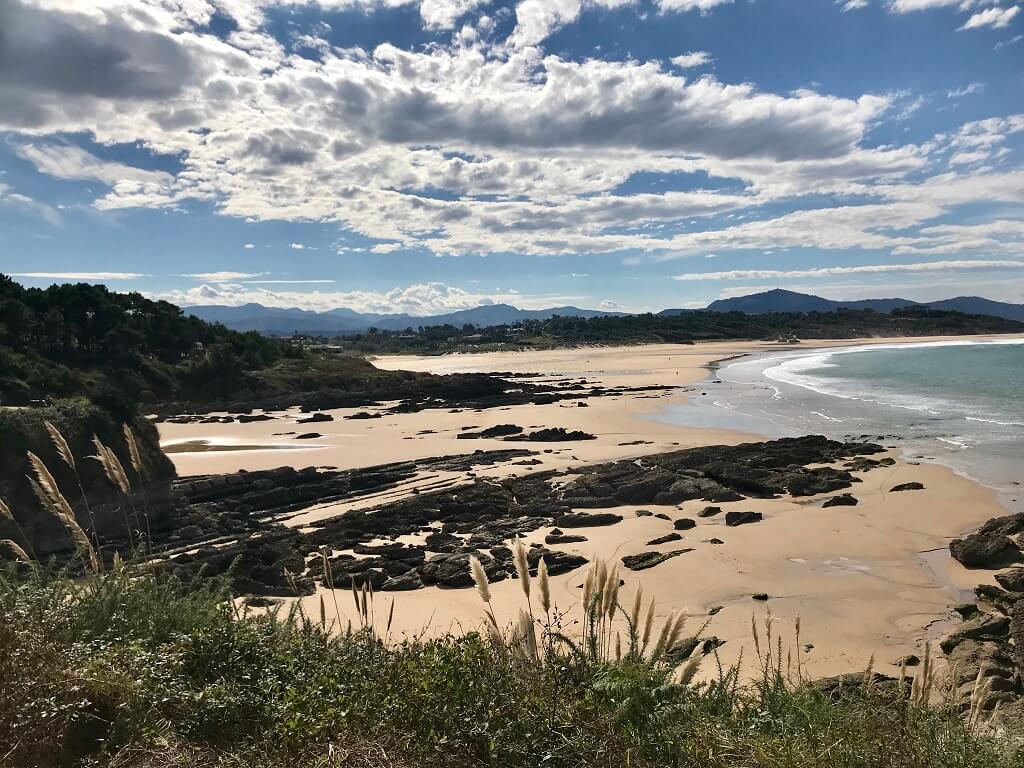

{"left": 654, "top": 340, "right": 1024, "bottom": 513}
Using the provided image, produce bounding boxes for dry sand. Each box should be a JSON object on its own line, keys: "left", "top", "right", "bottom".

{"left": 159, "top": 335, "right": 1016, "bottom": 679}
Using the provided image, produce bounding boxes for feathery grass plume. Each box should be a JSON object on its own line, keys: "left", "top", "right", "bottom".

{"left": 0, "top": 497, "right": 13, "bottom": 526}
{"left": 751, "top": 612, "right": 762, "bottom": 660}
{"left": 517, "top": 609, "right": 538, "bottom": 660}
{"left": 897, "top": 658, "right": 908, "bottom": 695}
{"left": 861, "top": 653, "right": 876, "bottom": 694}
{"left": 582, "top": 564, "right": 596, "bottom": 615}
{"left": 537, "top": 556, "right": 550, "bottom": 614}
{"left": 123, "top": 424, "right": 146, "bottom": 478}
{"left": 968, "top": 668, "right": 993, "bottom": 731}
{"left": 677, "top": 644, "right": 704, "bottom": 685}
{"left": 386, "top": 597, "right": 395, "bottom": 636}
{"left": 665, "top": 612, "right": 687, "bottom": 654}
{"left": 469, "top": 555, "right": 491, "bottom": 604}
{"left": 641, "top": 597, "right": 656, "bottom": 650}
{"left": 615, "top": 632, "right": 621, "bottom": 661}
{"left": 513, "top": 536, "right": 531, "bottom": 601}
{"left": 0, "top": 539, "right": 31, "bottom": 563}
{"left": 320, "top": 594, "right": 327, "bottom": 629}
{"left": 604, "top": 566, "right": 620, "bottom": 620}
{"left": 45, "top": 421, "right": 76, "bottom": 470}
{"left": 630, "top": 585, "right": 643, "bottom": 630}
{"left": 92, "top": 436, "right": 132, "bottom": 495}
{"left": 652, "top": 610, "right": 677, "bottom": 660}
{"left": 28, "top": 476, "right": 99, "bottom": 572}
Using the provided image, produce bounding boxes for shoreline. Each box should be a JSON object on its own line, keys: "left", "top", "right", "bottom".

{"left": 158, "top": 334, "right": 1020, "bottom": 680}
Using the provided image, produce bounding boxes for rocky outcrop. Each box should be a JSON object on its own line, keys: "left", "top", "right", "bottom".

{"left": 949, "top": 514, "right": 1024, "bottom": 569}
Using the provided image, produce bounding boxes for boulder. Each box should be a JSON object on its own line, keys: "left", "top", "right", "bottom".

{"left": 382, "top": 572, "right": 424, "bottom": 591}
{"left": 940, "top": 613, "right": 1010, "bottom": 654}
{"left": 545, "top": 533, "right": 588, "bottom": 545}
{"left": 725, "top": 511, "right": 763, "bottom": 527}
{"left": 673, "top": 518, "right": 697, "bottom": 531}
{"left": 823, "top": 493, "right": 858, "bottom": 508}
{"left": 995, "top": 568, "right": 1024, "bottom": 593}
{"left": 950, "top": 515, "right": 1024, "bottom": 568}
{"left": 698, "top": 506, "right": 722, "bottom": 518}
{"left": 891, "top": 482, "right": 924, "bottom": 492}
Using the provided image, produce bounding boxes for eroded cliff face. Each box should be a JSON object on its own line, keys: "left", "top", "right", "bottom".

{"left": 0, "top": 401, "right": 179, "bottom": 557}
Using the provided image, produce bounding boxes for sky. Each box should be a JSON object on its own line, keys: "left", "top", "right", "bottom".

{"left": 1, "top": 0, "right": 1023, "bottom": 316}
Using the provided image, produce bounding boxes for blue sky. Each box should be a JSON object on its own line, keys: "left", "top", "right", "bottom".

{"left": 1, "top": 0, "right": 1023, "bottom": 314}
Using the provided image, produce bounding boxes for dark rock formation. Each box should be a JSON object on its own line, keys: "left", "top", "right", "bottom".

{"left": 891, "top": 482, "right": 924, "bottom": 492}
{"left": 621, "top": 549, "right": 692, "bottom": 571}
{"left": 823, "top": 493, "right": 858, "bottom": 507}
{"left": 457, "top": 424, "right": 523, "bottom": 439}
{"left": 950, "top": 514, "right": 1024, "bottom": 569}
{"left": 297, "top": 413, "right": 334, "bottom": 423}
{"left": 647, "top": 533, "right": 683, "bottom": 545}
{"left": 996, "top": 569, "right": 1024, "bottom": 593}
{"left": 698, "top": 506, "right": 722, "bottom": 517}
{"left": 726, "top": 511, "right": 763, "bottom": 527}
{"left": 554, "top": 512, "right": 623, "bottom": 528}
{"left": 673, "top": 518, "right": 696, "bottom": 531}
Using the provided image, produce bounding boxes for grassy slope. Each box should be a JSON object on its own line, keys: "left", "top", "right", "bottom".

{"left": 0, "top": 566, "right": 1017, "bottom": 768}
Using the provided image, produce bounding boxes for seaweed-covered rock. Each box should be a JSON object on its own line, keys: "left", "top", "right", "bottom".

{"left": 647, "top": 533, "right": 683, "bottom": 545}
{"left": 621, "top": 549, "right": 692, "bottom": 571}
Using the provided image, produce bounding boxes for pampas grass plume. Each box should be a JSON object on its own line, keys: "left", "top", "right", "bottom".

{"left": 45, "top": 421, "right": 76, "bottom": 470}
{"left": 537, "top": 556, "right": 550, "bottom": 614}
{"left": 469, "top": 555, "right": 491, "bottom": 604}
{"left": 0, "top": 539, "right": 30, "bottom": 563}
{"left": 513, "top": 537, "right": 530, "bottom": 600}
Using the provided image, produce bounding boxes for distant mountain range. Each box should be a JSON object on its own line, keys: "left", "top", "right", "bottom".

{"left": 665, "top": 289, "right": 1024, "bottom": 321}
{"left": 185, "top": 302, "right": 625, "bottom": 335}
{"left": 185, "top": 288, "right": 1024, "bottom": 335}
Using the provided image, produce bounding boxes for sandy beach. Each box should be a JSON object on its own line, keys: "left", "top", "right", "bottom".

{"left": 158, "top": 335, "right": 1018, "bottom": 680}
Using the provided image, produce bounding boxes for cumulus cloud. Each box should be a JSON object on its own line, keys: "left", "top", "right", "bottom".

{"left": 154, "top": 280, "right": 582, "bottom": 314}
{"left": 960, "top": 5, "right": 1021, "bottom": 29}
{"left": 670, "top": 51, "right": 712, "bottom": 68}
{"left": 947, "top": 82, "right": 985, "bottom": 98}
{"left": 1, "top": 0, "right": 1021, "bottom": 268}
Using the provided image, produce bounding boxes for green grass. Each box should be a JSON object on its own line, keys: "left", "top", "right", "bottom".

{"left": 1, "top": 565, "right": 1020, "bottom": 768}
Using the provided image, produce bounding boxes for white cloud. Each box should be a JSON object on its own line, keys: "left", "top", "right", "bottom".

{"left": 838, "top": 0, "right": 868, "bottom": 10}
{"left": 670, "top": 51, "right": 712, "bottom": 68}
{"left": 289, "top": 243, "right": 306, "bottom": 250}
{"left": 672, "top": 259, "right": 1024, "bottom": 281}
{"left": 960, "top": 5, "right": 1020, "bottom": 29}
{"left": 11, "top": 272, "right": 147, "bottom": 281}
{"left": 995, "top": 33, "right": 1023, "bottom": 46}
{"left": 244, "top": 243, "right": 256, "bottom": 249}
{"left": 0, "top": 182, "right": 62, "bottom": 226}
{"left": 657, "top": 0, "right": 732, "bottom": 11}
{"left": 947, "top": 82, "right": 985, "bottom": 98}
{"left": 184, "top": 271, "right": 266, "bottom": 281}
{"left": 154, "top": 280, "right": 583, "bottom": 314}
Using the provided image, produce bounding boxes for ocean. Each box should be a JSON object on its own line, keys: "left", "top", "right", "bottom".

{"left": 654, "top": 339, "right": 1024, "bottom": 513}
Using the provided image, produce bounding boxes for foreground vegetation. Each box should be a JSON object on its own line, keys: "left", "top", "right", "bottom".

{"left": 336, "top": 306, "right": 1024, "bottom": 354}
{"left": 0, "top": 555, "right": 1018, "bottom": 768}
